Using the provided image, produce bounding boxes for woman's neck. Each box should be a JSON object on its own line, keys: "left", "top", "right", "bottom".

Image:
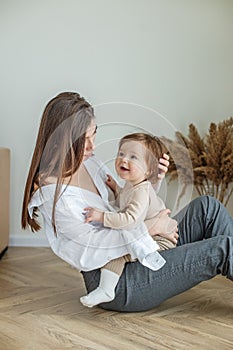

{"left": 70, "top": 163, "right": 100, "bottom": 195}
{"left": 37, "top": 163, "right": 100, "bottom": 196}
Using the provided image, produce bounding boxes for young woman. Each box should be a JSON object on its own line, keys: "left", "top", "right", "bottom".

{"left": 22, "top": 91, "right": 233, "bottom": 312}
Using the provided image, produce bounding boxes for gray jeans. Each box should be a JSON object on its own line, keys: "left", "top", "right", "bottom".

{"left": 81, "top": 196, "right": 233, "bottom": 312}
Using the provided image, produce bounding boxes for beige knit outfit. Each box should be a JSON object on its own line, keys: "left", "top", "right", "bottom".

{"left": 103, "top": 181, "right": 175, "bottom": 275}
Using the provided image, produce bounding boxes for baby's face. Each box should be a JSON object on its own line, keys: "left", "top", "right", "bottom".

{"left": 115, "top": 140, "right": 148, "bottom": 185}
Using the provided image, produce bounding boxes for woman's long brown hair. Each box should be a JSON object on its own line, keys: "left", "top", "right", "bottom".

{"left": 21, "top": 92, "right": 94, "bottom": 233}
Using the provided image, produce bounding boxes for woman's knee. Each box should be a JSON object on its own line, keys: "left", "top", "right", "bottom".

{"left": 191, "top": 195, "right": 220, "bottom": 210}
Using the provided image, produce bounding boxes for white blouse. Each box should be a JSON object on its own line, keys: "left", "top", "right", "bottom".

{"left": 28, "top": 156, "right": 161, "bottom": 271}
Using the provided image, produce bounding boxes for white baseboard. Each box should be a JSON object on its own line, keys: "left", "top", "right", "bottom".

{"left": 9, "top": 234, "right": 50, "bottom": 247}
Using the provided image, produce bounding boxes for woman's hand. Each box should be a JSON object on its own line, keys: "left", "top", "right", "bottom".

{"left": 84, "top": 207, "right": 104, "bottom": 223}
{"left": 145, "top": 209, "right": 179, "bottom": 244}
{"left": 158, "top": 153, "right": 169, "bottom": 180}
{"left": 157, "top": 226, "right": 179, "bottom": 245}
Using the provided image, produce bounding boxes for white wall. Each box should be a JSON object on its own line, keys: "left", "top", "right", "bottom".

{"left": 0, "top": 0, "right": 233, "bottom": 246}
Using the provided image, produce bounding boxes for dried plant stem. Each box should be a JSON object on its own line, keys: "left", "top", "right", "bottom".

{"left": 224, "top": 187, "right": 233, "bottom": 207}
{"left": 195, "top": 185, "right": 203, "bottom": 196}
{"left": 163, "top": 117, "right": 233, "bottom": 207}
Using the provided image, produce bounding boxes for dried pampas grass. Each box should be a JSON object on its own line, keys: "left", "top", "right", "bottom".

{"left": 161, "top": 117, "right": 233, "bottom": 207}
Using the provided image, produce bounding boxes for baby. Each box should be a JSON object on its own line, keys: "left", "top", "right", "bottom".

{"left": 80, "top": 132, "right": 176, "bottom": 307}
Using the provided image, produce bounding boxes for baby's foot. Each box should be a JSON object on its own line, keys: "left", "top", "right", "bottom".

{"left": 142, "top": 251, "right": 166, "bottom": 271}
{"left": 80, "top": 287, "right": 115, "bottom": 308}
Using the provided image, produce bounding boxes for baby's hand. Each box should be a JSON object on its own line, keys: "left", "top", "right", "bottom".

{"left": 84, "top": 207, "right": 104, "bottom": 223}
{"left": 105, "top": 174, "right": 117, "bottom": 193}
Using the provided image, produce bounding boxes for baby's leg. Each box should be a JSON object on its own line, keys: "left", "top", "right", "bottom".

{"left": 80, "top": 256, "right": 129, "bottom": 307}
{"left": 154, "top": 236, "right": 176, "bottom": 251}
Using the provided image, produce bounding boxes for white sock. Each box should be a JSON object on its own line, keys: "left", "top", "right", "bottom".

{"left": 141, "top": 251, "right": 166, "bottom": 271}
{"left": 80, "top": 269, "right": 120, "bottom": 308}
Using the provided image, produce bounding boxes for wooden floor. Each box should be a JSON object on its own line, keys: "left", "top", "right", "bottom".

{"left": 0, "top": 247, "right": 233, "bottom": 350}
